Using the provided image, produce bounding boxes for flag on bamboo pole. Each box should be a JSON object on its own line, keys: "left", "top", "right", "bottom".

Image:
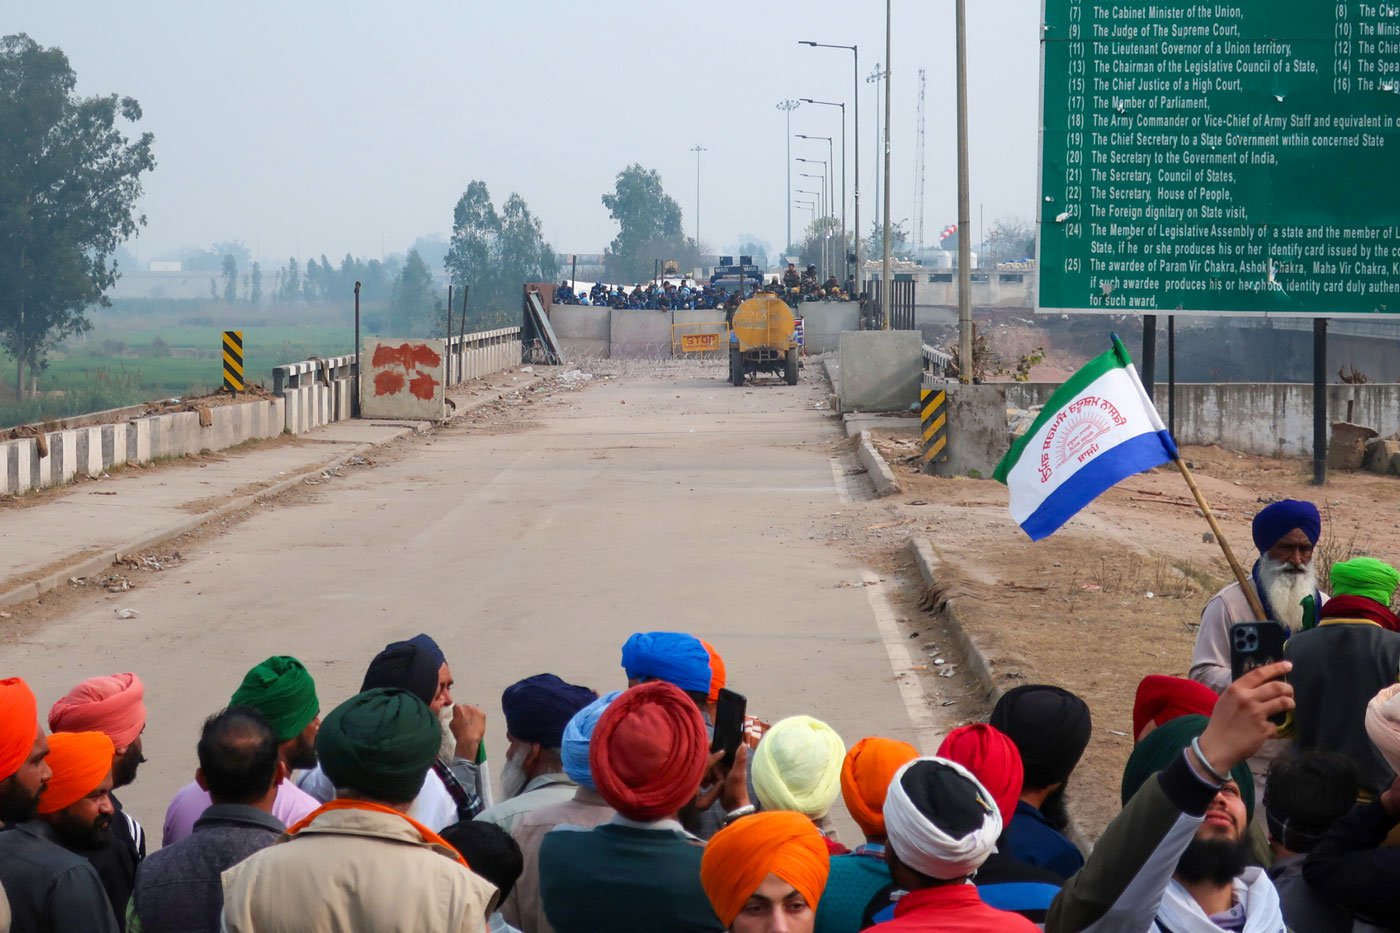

{"left": 993, "top": 334, "right": 1177, "bottom": 541}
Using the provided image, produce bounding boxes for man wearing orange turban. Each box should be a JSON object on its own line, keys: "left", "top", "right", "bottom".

{"left": 540, "top": 681, "right": 726, "bottom": 931}
{"left": 49, "top": 672, "right": 149, "bottom": 929}
{"left": 0, "top": 725, "right": 119, "bottom": 932}
{"left": 937, "top": 724, "right": 1063, "bottom": 927}
{"left": 701, "top": 811, "right": 830, "bottom": 932}
{"left": 813, "top": 736, "right": 918, "bottom": 933}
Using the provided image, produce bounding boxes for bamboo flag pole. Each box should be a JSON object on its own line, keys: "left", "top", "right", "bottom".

{"left": 1173, "top": 456, "right": 1267, "bottom": 621}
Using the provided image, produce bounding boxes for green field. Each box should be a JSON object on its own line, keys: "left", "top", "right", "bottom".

{"left": 0, "top": 305, "right": 357, "bottom": 429}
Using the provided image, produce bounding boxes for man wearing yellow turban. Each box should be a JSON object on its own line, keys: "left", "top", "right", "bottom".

{"left": 751, "top": 716, "right": 846, "bottom": 852}
{"left": 701, "top": 811, "right": 830, "bottom": 932}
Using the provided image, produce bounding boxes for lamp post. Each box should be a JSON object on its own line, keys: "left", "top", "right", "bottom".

{"left": 776, "top": 100, "right": 801, "bottom": 255}
{"left": 866, "top": 64, "right": 885, "bottom": 237}
{"left": 800, "top": 41, "right": 860, "bottom": 290}
{"left": 796, "top": 158, "right": 828, "bottom": 278}
{"left": 796, "top": 188, "right": 821, "bottom": 274}
{"left": 881, "top": 0, "right": 893, "bottom": 331}
{"left": 799, "top": 106, "right": 846, "bottom": 281}
{"left": 690, "top": 144, "right": 706, "bottom": 248}
{"left": 797, "top": 134, "right": 835, "bottom": 281}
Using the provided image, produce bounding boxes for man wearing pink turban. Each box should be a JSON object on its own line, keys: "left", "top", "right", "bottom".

{"left": 49, "top": 673, "right": 148, "bottom": 930}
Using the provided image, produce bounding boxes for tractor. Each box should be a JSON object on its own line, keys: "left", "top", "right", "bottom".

{"left": 727, "top": 294, "right": 799, "bottom": 387}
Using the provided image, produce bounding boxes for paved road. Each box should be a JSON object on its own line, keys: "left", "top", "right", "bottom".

{"left": 7, "top": 363, "right": 945, "bottom": 844}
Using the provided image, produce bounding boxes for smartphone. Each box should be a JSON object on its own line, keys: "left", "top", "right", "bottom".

{"left": 1229, "top": 621, "right": 1288, "bottom": 725}
{"left": 711, "top": 688, "right": 748, "bottom": 768}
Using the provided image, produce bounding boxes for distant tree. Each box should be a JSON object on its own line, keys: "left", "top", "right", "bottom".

{"left": 389, "top": 249, "right": 435, "bottom": 334}
{"left": 250, "top": 262, "right": 262, "bottom": 304}
{"left": 221, "top": 254, "right": 238, "bottom": 303}
{"left": 0, "top": 34, "right": 155, "bottom": 398}
{"left": 601, "top": 164, "right": 686, "bottom": 282}
{"left": 282, "top": 257, "right": 300, "bottom": 303}
{"left": 209, "top": 277, "right": 217, "bottom": 299}
{"left": 446, "top": 180, "right": 502, "bottom": 300}
{"left": 862, "top": 218, "right": 909, "bottom": 261}
{"left": 985, "top": 216, "right": 1036, "bottom": 265}
{"left": 498, "top": 193, "right": 559, "bottom": 290}
{"left": 786, "top": 216, "right": 850, "bottom": 281}
{"left": 732, "top": 235, "right": 771, "bottom": 270}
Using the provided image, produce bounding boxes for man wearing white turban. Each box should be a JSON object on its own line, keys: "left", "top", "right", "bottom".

{"left": 877, "top": 757, "right": 1037, "bottom": 931}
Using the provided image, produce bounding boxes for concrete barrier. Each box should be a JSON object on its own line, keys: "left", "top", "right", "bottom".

{"left": 929, "top": 382, "right": 1009, "bottom": 479}
{"left": 610, "top": 310, "right": 674, "bottom": 359}
{"left": 837, "top": 331, "right": 923, "bottom": 412}
{"left": 1004, "top": 381, "right": 1400, "bottom": 459}
{"left": 799, "top": 302, "right": 861, "bottom": 353}
{"left": 0, "top": 397, "right": 285, "bottom": 496}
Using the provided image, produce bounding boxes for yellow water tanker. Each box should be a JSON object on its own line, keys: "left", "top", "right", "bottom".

{"left": 728, "top": 295, "right": 799, "bottom": 386}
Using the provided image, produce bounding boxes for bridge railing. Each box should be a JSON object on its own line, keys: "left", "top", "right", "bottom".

{"left": 271, "top": 327, "right": 523, "bottom": 434}
{"left": 922, "top": 343, "right": 954, "bottom": 388}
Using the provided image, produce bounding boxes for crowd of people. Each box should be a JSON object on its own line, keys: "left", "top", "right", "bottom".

{"left": 2, "top": 497, "right": 1400, "bottom": 931}
{"left": 553, "top": 264, "right": 859, "bottom": 313}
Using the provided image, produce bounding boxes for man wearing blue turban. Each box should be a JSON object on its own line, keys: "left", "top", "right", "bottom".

{"left": 1189, "top": 500, "right": 1326, "bottom": 797}
{"left": 474, "top": 674, "right": 597, "bottom": 835}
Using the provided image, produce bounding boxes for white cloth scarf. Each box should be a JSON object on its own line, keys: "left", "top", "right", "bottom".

{"left": 882, "top": 757, "right": 1002, "bottom": 881}
{"left": 1155, "top": 867, "right": 1286, "bottom": 933}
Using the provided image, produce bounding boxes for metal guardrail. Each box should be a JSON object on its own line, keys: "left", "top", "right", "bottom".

{"left": 921, "top": 343, "right": 954, "bottom": 388}
{"left": 271, "top": 327, "right": 522, "bottom": 397}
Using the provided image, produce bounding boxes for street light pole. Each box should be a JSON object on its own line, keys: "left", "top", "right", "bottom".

{"left": 690, "top": 144, "right": 707, "bottom": 248}
{"left": 800, "top": 42, "right": 861, "bottom": 289}
{"left": 881, "top": 0, "right": 893, "bottom": 330}
{"left": 798, "top": 134, "right": 835, "bottom": 282}
{"left": 796, "top": 158, "right": 828, "bottom": 278}
{"left": 799, "top": 107, "right": 846, "bottom": 282}
{"left": 776, "top": 100, "right": 801, "bottom": 255}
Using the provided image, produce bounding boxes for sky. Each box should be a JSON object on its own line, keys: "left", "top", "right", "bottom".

{"left": 11, "top": 0, "right": 1042, "bottom": 266}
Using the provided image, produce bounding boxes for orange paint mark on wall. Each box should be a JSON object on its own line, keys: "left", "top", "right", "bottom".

{"left": 374, "top": 370, "right": 406, "bottom": 396}
{"left": 409, "top": 372, "right": 439, "bottom": 401}
{"left": 372, "top": 342, "right": 442, "bottom": 372}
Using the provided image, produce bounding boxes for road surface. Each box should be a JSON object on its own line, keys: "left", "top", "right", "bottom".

{"left": 6, "top": 361, "right": 952, "bottom": 844}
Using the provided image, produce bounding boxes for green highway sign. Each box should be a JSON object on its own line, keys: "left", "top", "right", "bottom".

{"left": 1040, "top": 0, "right": 1400, "bottom": 316}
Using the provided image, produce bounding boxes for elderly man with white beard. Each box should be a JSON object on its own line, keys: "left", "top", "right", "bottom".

{"left": 1190, "top": 499, "right": 1325, "bottom": 800}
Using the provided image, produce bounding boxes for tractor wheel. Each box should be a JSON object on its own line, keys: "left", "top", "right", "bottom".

{"left": 730, "top": 349, "right": 745, "bottom": 386}
{"left": 785, "top": 347, "right": 799, "bottom": 385}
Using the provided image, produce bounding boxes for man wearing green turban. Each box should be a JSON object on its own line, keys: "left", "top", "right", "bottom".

{"left": 221, "top": 688, "right": 498, "bottom": 931}
{"left": 1049, "top": 666, "right": 1293, "bottom": 932}
{"left": 162, "top": 656, "right": 324, "bottom": 846}
{"left": 1286, "top": 556, "right": 1400, "bottom": 795}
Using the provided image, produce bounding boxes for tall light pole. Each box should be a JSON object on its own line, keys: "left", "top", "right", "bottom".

{"left": 798, "top": 41, "right": 860, "bottom": 288}
{"left": 799, "top": 106, "right": 846, "bottom": 281}
{"left": 866, "top": 64, "right": 885, "bottom": 236}
{"left": 956, "top": 0, "right": 974, "bottom": 378}
{"left": 881, "top": 0, "right": 894, "bottom": 330}
{"left": 798, "top": 182, "right": 824, "bottom": 276}
{"left": 776, "top": 100, "right": 801, "bottom": 255}
{"left": 690, "top": 144, "right": 707, "bottom": 248}
{"left": 796, "top": 158, "right": 828, "bottom": 278}
{"left": 797, "top": 135, "right": 835, "bottom": 281}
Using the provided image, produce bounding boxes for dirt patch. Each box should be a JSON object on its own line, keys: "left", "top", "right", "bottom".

{"left": 836, "top": 438, "right": 1400, "bottom": 841}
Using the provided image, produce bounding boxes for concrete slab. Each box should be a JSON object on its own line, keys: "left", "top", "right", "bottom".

{"left": 837, "top": 331, "right": 923, "bottom": 413}
{"left": 930, "top": 382, "right": 1009, "bottom": 480}
{"left": 843, "top": 414, "right": 919, "bottom": 438}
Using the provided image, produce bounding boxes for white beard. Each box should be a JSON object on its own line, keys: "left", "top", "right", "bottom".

{"left": 1259, "top": 556, "right": 1317, "bottom": 633}
{"left": 499, "top": 746, "right": 530, "bottom": 801}
{"left": 437, "top": 707, "right": 459, "bottom": 762}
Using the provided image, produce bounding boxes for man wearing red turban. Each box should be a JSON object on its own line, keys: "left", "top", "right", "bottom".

{"left": 539, "top": 681, "right": 727, "bottom": 931}
{"left": 937, "top": 724, "right": 1064, "bottom": 927}
{"left": 0, "top": 720, "right": 120, "bottom": 932}
{"left": 1133, "top": 675, "right": 1218, "bottom": 742}
{"left": 701, "top": 811, "right": 830, "bottom": 932}
{"left": 49, "top": 672, "right": 149, "bottom": 929}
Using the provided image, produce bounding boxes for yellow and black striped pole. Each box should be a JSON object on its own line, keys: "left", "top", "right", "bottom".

{"left": 222, "top": 330, "right": 244, "bottom": 393}
{"left": 920, "top": 386, "right": 948, "bottom": 471}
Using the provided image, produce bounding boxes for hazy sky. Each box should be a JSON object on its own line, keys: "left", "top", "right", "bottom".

{"left": 13, "top": 0, "right": 1041, "bottom": 265}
